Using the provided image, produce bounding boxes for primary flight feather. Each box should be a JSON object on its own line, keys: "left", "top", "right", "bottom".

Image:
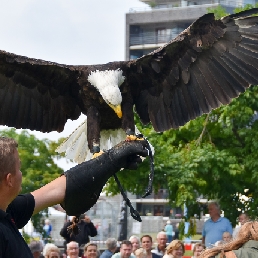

{"left": 1, "top": 9, "right": 258, "bottom": 162}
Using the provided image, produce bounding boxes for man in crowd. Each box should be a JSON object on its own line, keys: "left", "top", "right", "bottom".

{"left": 0, "top": 137, "right": 148, "bottom": 257}
{"left": 28, "top": 240, "right": 43, "bottom": 258}
{"left": 151, "top": 231, "right": 167, "bottom": 257}
{"left": 232, "top": 212, "right": 250, "bottom": 238}
{"left": 60, "top": 213, "right": 97, "bottom": 256}
{"left": 100, "top": 238, "right": 118, "bottom": 258}
{"left": 67, "top": 241, "right": 80, "bottom": 258}
{"left": 111, "top": 240, "right": 135, "bottom": 258}
{"left": 141, "top": 235, "right": 160, "bottom": 258}
{"left": 202, "top": 201, "right": 233, "bottom": 247}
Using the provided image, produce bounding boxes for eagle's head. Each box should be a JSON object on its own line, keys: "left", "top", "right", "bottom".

{"left": 88, "top": 69, "right": 125, "bottom": 118}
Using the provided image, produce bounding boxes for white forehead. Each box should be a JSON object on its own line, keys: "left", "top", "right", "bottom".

{"left": 88, "top": 69, "right": 124, "bottom": 105}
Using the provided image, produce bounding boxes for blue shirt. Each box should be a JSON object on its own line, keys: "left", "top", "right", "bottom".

{"left": 100, "top": 249, "right": 114, "bottom": 258}
{"left": 202, "top": 217, "right": 232, "bottom": 247}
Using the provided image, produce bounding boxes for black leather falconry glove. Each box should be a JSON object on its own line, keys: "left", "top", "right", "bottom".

{"left": 62, "top": 140, "right": 148, "bottom": 216}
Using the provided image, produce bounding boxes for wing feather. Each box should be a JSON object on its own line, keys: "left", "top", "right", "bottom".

{"left": 127, "top": 8, "right": 258, "bottom": 131}
{"left": 0, "top": 50, "right": 82, "bottom": 132}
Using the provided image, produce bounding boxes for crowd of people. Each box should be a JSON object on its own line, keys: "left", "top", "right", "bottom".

{"left": 12, "top": 197, "right": 255, "bottom": 258}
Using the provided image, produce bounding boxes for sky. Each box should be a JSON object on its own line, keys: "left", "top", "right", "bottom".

{"left": 0, "top": 0, "right": 148, "bottom": 169}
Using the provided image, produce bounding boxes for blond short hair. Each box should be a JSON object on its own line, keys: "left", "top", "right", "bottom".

{"left": 166, "top": 240, "right": 185, "bottom": 254}
{"left": 45, "top": 246, "right": 60, "bottom": 257}
{"left": 0, "top": 137, "right": 18, "bottom": 181}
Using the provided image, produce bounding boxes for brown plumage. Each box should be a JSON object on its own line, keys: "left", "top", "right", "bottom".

{"left": 1, "top": 9, "right": 258, "bottom": 154}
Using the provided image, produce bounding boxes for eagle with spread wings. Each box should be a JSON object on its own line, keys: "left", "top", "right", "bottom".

{"left": 1, "top": 9, "right": 258, "bottom": 162}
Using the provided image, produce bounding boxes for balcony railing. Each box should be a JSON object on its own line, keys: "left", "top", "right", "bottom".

{"left": 129, "top": 0, "right": 256, "bottom": 12}
{"left": 130, "top": 30, "right": 184, "bottom": 46}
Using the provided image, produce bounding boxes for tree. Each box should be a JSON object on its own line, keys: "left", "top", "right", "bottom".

{"left": 0, "top": 128, "right": 63, "bottom": 236}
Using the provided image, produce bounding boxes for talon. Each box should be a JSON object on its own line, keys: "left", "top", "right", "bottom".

{"left": 126, "top": 135, "right": 137, "bottom": 141}
{"left": 92, "top": 150, "right": 104, "bottom": 159}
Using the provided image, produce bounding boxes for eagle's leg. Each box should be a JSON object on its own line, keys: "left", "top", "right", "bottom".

{"left": 122, "top": 102, "right": 144, "bottom": 141}
{"left": 87, "top": 106, "right": 103, "bottom": 158}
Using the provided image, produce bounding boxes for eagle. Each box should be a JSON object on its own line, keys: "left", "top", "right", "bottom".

{"left": 1, "top": 8, "right": 258, "bottom": 162}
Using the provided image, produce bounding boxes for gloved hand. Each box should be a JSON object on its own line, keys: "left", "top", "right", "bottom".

{"left": 62, "top": 140, "right": 149, "bottom": 216}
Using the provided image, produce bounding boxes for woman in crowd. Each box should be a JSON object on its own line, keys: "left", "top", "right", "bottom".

{"left": 44, "top": 245, "right": 61, "bottom": 258}
{"left": 83, "top": 243, "right": 99, "bottom": 258}
{"left": 192, "top": 243, "right": 205, "bottom": 258}
{"left": 163, "top": 240, "right": 184, "bottom": 258}
{"left": 129, "top": 235, "right": 141, "bottom": 254}
{"left": 135, "top": 248, "right": 147, "bottom": 258}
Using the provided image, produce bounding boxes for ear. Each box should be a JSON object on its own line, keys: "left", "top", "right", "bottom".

{"left": 5, "top": 173, "right": 14, "bottom": 187}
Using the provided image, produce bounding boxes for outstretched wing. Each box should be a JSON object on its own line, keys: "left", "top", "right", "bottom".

{"left": 0, "top": 51, "right": 83, "bottom": 132}
{"left": 125, "top": 8, "right": 258, "bottom": 132}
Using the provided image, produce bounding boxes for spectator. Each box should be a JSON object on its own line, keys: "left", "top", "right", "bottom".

{"left": 151, "top": 231, "right": 167, "bottom": 257}
{"left": 164, "top": 221, "right": 173, "bottom": 243}
{"left": 111, "top": 240, "right": 135, "bottom": 258}
{"left": 163, "top": 240, "right": 184, "bottom": 258}
{"left": 60, "top": 214, "right": 97, "bottom": 256}
{"left": 43, "top": 219, "right": 52, "bottom": 243}
{"left": 66, "top": 241, "right": 80, "bottom": 258}
{"left": 135, "top": 248, "right": 147, "bottom": 258}
{"left": 202, "top": 201, "right": 232, "bottom": 247}
{"left": 222, "top": 231, "right": 232, "bottom": 243}
{"left": 100, "top": 238, "right": 118, "bottom": 258}
{"left": 129, "top": 235, "right": 140, "bottom": 254}
{"left": 43, "top": 244, "right": 58, "bottom": 257}
{"left": 192, "top": 243, "right": 205, "bottom": 258}
{"left": 45, "top": 245, "right": 61, "bottom": 258}
{"left": 140, "top": 235, "right": 160, "bottom": 258}
{"left": 83, "top": 243, "right": 98, "bottom": 258}
{"left": 174, "top": 223, "right": 179, "bottom": 240}
{"left": 28, "top": 240, "right": 43, "bottom": 258}
{"left": 232, "top": 213, "right": 250, "bottom": 239}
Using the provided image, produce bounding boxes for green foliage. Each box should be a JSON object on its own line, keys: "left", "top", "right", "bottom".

{"left": 207, "top": 5, "right": 229, "bottom": 19}
{"left": 234, "top": 3, "right": 258, "bottom": 14}
{"left": 0, "top": 129, "right": 63, "bottom": 236}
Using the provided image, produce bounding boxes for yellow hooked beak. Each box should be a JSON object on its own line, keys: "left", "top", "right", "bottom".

{"left": 108, "top": 104, "right": 122, "bottom": 118}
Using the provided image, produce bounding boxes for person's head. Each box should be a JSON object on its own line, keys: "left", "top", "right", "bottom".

{"left": 106, "top": 238, "right": 118, "bottom": 252}
{"left": 238, "top": 213, "right": 249, "bottom": 225}
{"left": 66, "top": 241, "right": 79, "bottom": 258}
{"left": 166, "top": 220, "right": 171, "bottom": 225}
{"left": 29, "top": 240, "right": 43, "bottom": 258}
{"left": 156, "top": 231, "right": 167, "bottom": 249}
{"left": 129, "top": 235, "right": 140, "bottom": 253}
{"left": 84, "top": 243, "right": 98, "bottom": 258}
{"left": 43, "top": 244, "right": 57, "bottom": 256}
{"left": 192, "top": 243, "right": 205, "bottom": 258}
{"left": 166, "top": 240, "right": 184, "bottom": 258}
{"left": 45, "top": 246, "right": 61, "bottom": 258}
{"left": 45, "top": 219, "right": 50, "bottom": 225}
{"left": 140, "top": 235, "right": 153, "bottom": 253}
{"left": 120, "top": 240, "right": 133, "bottom": 258}
{"left": 207, "top": 201, "right": 220, "bottom": 219}
{"left": 222, "top": 232, "right": 232, "bottom": 242}
{"left": 0, "top": 137, "right": 22, "bottom": 198}
{"left": 135, "top": 248, "right": 147, "bottom": 258}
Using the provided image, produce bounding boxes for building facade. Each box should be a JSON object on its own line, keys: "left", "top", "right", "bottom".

{"left": 125, "top": 0, "right": 258, "bottom": 60}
